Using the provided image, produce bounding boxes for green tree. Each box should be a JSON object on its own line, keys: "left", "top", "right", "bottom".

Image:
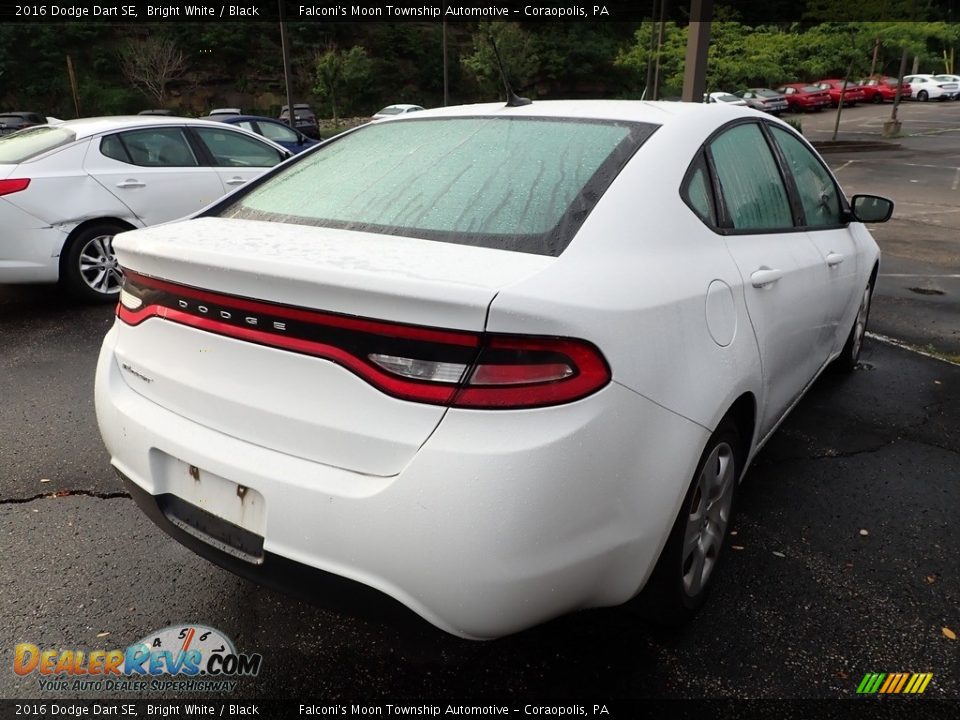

{"left": 313, "top": 45, "right": 372, "bottom": 125}
{"left": 461, "top": 22, "right": 541, "bottom": 99}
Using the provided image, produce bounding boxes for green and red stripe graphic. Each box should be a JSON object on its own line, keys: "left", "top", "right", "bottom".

{"left": 857, "top": 672, "right": 933, "bottom": 694}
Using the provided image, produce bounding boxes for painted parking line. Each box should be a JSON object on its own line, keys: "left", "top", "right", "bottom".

{"left": 953, "top": 168, "right": 959, "bottom": 191}
{"left": 867, "top": 332, "right": 960, "bottom": 367}
{"left": 879, "top": 274, "right": 960, "bottom": 278}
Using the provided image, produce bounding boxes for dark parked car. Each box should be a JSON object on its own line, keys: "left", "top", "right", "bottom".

{"left": 279, "top": 103, "right": 319, "bottom": 138}
{"left": 0, "top": 111, "right": 46, "bottom": 135}
{"left": 204, "top": 114, "right": 319, "bottom": 154}
{"left": 736, "top": 88, "right": 789, "bottom": 115}
{"left": 776, "top": 84, "right": 832, "bottom": 112}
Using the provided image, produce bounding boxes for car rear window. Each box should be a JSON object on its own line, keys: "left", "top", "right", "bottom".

{"left": 218, "top": 116, "right": 656, "bottom": 256}
{"left": 0, "top": 126, "right": 76, "bottom": 162}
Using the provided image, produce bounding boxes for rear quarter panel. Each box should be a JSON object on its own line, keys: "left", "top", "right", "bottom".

{"left": 486, "top": 110, "right": 763, "bottom": 440}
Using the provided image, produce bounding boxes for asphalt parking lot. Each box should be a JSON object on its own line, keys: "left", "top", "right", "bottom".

{"left": 1, "top": 100, "right": 958, "bottom": 705}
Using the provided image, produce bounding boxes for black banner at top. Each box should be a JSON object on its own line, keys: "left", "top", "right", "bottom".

{"left": 0, "top": 0, "right": 957, "bottom": 24}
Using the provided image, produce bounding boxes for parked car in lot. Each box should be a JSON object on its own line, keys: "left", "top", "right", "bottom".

{"left": 735, "top": 88, "right": 789, "bottom": 114}
{"left": 903, "top": 74, "right": 959, "bottom": 101}
{"left": 203, "top": 114, "right": 319, "bottom": 154}
{"left": 704, "top": 92, "right": 748, "bottom": 106}
{"left": 932, "top": 75, "right": 960, "bottom": 99}
{"left": 859, "top": 76, "right": 912, "bottom": 102}
{"left": 776, "top": 84, "right": 832, "bottom": 112}
{"left": 0, "top": 116, "right": 290, "bottom": 301}
{"left": 815, "top": 79, "right": 867, "bottom": 107}
{"left": 372, "top": 104, "right": 425, "bottom": 119}
{"left": 96, "top": 100, "right": 891, "bottom": 639}
{"left": 0, "top": 111, "right": 47, "bottom": 135}
{"left": 279, "top": 103, "right": 319, "bottom": 137}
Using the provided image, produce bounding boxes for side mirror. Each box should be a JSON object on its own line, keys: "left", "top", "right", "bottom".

{"left": 849, "top": 194, "right": 894, "bottom": 223}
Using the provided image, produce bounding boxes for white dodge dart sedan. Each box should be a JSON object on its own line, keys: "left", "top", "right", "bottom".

{"left": 0, "top": 116, "right": 290, "bottom": 301}
{"left": 95, "top": 101, "right": 891, "bottom": 639}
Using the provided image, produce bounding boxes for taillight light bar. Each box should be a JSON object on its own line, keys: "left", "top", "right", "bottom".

{"left": 117, "top": 270, "right": 611, "bottom": 410}
{"left": 0, "top": 178, "right": 30, "bottom": 196}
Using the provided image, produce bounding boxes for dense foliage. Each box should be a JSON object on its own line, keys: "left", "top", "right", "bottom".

{"left": 0, "top": 14, "right": 957, "bottom": 118}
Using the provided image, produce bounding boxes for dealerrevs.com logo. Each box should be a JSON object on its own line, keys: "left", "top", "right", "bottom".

{"left": 14, "top": 625, "right": 262, "bottom": 693}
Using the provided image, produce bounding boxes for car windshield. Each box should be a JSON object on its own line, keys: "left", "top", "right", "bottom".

{"left": 714, "top": 94, "right": 740, "bottom": 103}
{"left": 0, "top": 126, "right": 76, "bottom": 162}
{"left": 756, "top": 89, "right": 779, "bottom": 98}
{"left": 218, "top": 116, "right": 657, "bottom": 256}
{"left": 376, "top": 106, "right": 404, "bottom": 115}
{"left": 804, "top": 85, "right": 824, "bottom": 93}
{"left": 934, "top": 75, "right": 957, "bottom": 81}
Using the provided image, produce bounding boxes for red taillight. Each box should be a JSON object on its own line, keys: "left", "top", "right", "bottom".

{"left": 0, "top": 178, "right": 30, "bottom": 196}
{"left": 117, "top": 271, "right": 611, "bottom": 410}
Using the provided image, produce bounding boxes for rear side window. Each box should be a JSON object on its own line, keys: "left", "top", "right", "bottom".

{"left": 0, "top": 126, "right": 76, "bottom": 162}
{"left": 708, "top": 123, "right": 793, "bottom": 231}
{"left": 219, "top": 116, "right": 657, "bottom": 256}
{"left": 681, "top": 153, "right": 716, "bottom": 226}
{"left": 101, "top": 128, "right": 199, "bottom": 167}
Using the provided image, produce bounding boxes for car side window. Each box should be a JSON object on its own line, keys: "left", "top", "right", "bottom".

{"left": 256, "top": 121, "right": 299, "bottom": 143}
{"left": 193, "top": 127, "right": 285, "bottom": 167}
{"left": 680, "top": 153, "right": 716, "bottom": 226}
{"left": 101, "top": 128, "right": 199, "bottom": 167}
{"left": 236, "top": 121, "right": 257, "bottom": 133}
{"left": 769, "top": 126, "right": 842, "bottom": 227}
{"left": 708, "top": 123, "right": 793, "bottom": 231}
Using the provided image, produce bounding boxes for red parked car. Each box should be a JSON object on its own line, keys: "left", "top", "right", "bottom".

{"left": 815, "top": 80, "right": 867, "bottom": 106}
{"left": 859, "top": 76, "right": 913, "bottom": 102}
{"left": 776, "top": 84, "right": 832, "bottom": 112}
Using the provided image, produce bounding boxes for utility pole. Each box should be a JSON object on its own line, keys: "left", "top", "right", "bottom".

{"left": 443, "top": 20, "right": 449, "bottom": 106}
{"left": 279, "top": 0, "right": 296, "bottom": 128}
{"left": 681, "top": 0, "right": 713, "bottom": 102}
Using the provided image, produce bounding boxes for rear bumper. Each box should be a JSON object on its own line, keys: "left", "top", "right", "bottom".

{"left": 0, "top": 201, "right": 66, "bottom": 284}
{"left": 96, "top": 324, "right": 708, "bottom": 639}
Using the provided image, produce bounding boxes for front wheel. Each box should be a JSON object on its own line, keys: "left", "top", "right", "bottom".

{"left": 833, "top": 282, "right": 873, "bottom": 373}
{"left": 918, "top": 90, "right": 929, "bottom": 102}
{"left": 635, "top": 418, "right": 742, "bottom": 625}
{"left": 60, "top": 223, "right": 127, "bottom": 303}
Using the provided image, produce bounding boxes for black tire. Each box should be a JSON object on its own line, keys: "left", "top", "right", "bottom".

{"left": 833, "top": 281, "right": 873, "bottom": 373}
{"left": 918, "top": 90, "right": 929, "bottom": 102}
{"left": 60, "top": 222, "right": 127, "bottom": 303}
{"left": 634, "top": 417, "right": 743, "bottom": 626}
{"left": 872, "top": 93, "right": 882, "bottom": 104}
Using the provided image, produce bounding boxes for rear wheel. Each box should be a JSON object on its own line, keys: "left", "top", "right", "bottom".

{"left": 636, "top": 418, "right": 742, "bottom": 625}
{"left": 917, "top": 90, "right": 929, "bottom": 102}
{"left": 833, "top": 282, "right": 873, "bottom": 373}
{"left": 60, "top": 222, "right": 126, "bottom": 303}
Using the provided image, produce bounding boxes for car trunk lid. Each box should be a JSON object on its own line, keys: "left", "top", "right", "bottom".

{"left": 110, "top": 217, "right": 554, "bottom": 476}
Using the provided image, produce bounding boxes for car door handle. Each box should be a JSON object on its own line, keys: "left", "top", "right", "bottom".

{"left": 750, "top": 268, "right": 783, "bottom": 288}
{"left": 116, "top": 180, "right": 145, "bottom": 188}
{"left": 225, "top": 177, "right": 246, "bottom": 186}
{"left": 826, "top": 252, "right": 845, "bottom": 267}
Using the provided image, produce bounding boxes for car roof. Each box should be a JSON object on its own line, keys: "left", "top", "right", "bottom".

{"left": 212, "top": 114, "right": 294, "bottom": 125}
{"left": 35, "top": 116, "right": 292, "bottom": 154}
{"left": 45, "top": 115, "right": 266, "bottom": 140}
{"left": 383, "top": 100, "right": 736, "bottom": 125}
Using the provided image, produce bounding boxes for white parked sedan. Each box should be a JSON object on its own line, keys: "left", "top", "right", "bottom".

{"left": 372, "top": 103, "right": 425, "bottom": 119}
{"left": 903, "top": 74, "right": 960, "bottom": 101}
{"left": 0, "top": 116, "right": 290, "bottom": 301}
{"left": 96, "top": 101, "right": 891, "bottom": 639}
